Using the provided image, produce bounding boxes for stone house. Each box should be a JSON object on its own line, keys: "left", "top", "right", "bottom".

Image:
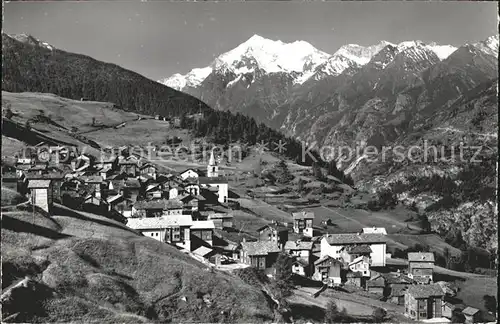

{"left": 239, "top": 241, "right": 281, "bottom": 270}
{"left": 408, "top": 252, "right": 435, "bottom": 283}
{"left": 404, "top": 283, "right": 444, "bottom": 321}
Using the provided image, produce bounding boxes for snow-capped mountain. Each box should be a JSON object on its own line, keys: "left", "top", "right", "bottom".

{"left": 473, "top": 34, "right": 499, "bottom": 58}
{"left": 160, "top": 67, "right": 212, "bottom": 91}
{"left": 7, "top": 33, "right": 55, "bottom": 51}
{"left": 334, "top": 41, "right": 393, "bottom": 65}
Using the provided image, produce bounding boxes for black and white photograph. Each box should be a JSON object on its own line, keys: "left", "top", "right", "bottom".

{"left": 1, "top": 1, "right": 498, "bottom": 323}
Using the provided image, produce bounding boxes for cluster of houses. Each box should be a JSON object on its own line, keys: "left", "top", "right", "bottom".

{"left": 2, "top": 146, "right": 485, "bottom": 323}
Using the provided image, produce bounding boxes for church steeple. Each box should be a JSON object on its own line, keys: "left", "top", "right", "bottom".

{"left": 207, "top": 150, "right": 218, "bottom": 177}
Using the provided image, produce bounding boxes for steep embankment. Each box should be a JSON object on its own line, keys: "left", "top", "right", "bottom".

{"left": 1, "top": 198, "right": 275, "bottom": 323}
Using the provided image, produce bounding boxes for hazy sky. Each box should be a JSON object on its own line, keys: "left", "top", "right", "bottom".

{"left": 3, "top": 1, "right": 498, "bottom": 81}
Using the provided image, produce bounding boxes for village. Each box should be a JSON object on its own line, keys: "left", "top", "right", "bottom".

{"left": 2, "top": 141, "right": 491, "bottom": 324}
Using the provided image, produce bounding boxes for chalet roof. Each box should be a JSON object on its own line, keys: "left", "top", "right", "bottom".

{"left": 126, "top": 214, "right": 193, "bottom": 230}
{"left": 198, "top": 176, "right": 227, "bottom": 184}
{"left": 257, "top": 223, "right": 288, "bottom": 233}
{"left": 293, "top": 258, "right": 309, "bottom": 267}
{"left": 462, "top": 307, "right": 480, "bottom": 316}
{"left": 29, "top": 164, "right": 48, "bottom": 171}
{"left": 107, "top": 194, "right": 124, "bottom": 204}
{"left": 81, "top": 175, "right": 103, "bottom": 183}
{"left": 193, "top": 246, "right": 213, "bottom": 258}
{"left": 406, "top": 284, "right": 444, "bottom": 299}
{"left": 382, "top": 273, "right": 415, "bottom": 285}
{"left": 140, "top": 163, "right": 157, "bottom": 170}
{"left": 314, "top": 255, "right": 342, "bottom": 266}
{"left": 145, "top": 183, "right": 161, "bottom": 192}
{"left": 240, "top": 241, "right": 281, "bottom": 256}
{"left": 292, "top": 211, "right": 315, "bottom": 220}
{"left": 180, "top": 168, "right": 199, "bottom": 175}
{"left": 347, "top": 245, "right": 373, "bottom": 254}
{"left": 27, "top": 179, "right": 52, "bottom": 188}
{"left": 191, "top": 220, "right": 215, "bottom": 230}
{"left": 133, "top": 199, "right": 183, "bottom": 210}
{"left": 324, "top": 233, "right": 387, "bottom": 245}
{"left": 349, "top": 255, "right": 369, "bottom": 266}
{"left": 284, "top": 240, "right": 314, "bottom": 251}
{"left": 366, "top": 275, "right": 386, "bottom": 287}
{"left": 408, "top": 252, "right": 435, "bottom": 262}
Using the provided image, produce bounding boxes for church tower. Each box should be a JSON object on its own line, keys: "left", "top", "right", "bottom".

{"left": 207, "top": 150, "right": 219, "bottom": 178}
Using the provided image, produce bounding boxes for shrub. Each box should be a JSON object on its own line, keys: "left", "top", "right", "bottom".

{"left": 372, "top": 307, "right": 387, "bottom": 322}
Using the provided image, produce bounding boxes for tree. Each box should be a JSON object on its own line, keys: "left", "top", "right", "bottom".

{"left": 324, "top": 299, "right": 340, "bottom": 324}
{"left": 253, "top": 158, "right": 262, "bottom": 178}
{"left": 297, "top": 178, "right": 305, "bottom": 192}
{"left": 483, "top": 295, "right": 497, "bottom": 313}
{"left": 443, "top": 247, "right": 451, "bottom": 269}
{"left": 92, "top": 117, "right": 96, "bottom": 126}
{"left": 4, "top": 107, "right": 14, "bottom": 119}
{"left": 312, "top": 161, "right": 324, "bottom": 180}
{"left": 372, "top": 307, "right": 387, "bottom": 322}
{"left": 273, "top": 159, "right": 294, "bottom": 184}
{"left": 25, "top": 120, "right": 32, "bottom": 130}
{"left": 272, "top": 252, "right": 293, "bottom": 298}
{"left": 451, "top": 309, "right": 465, "bottom": 323}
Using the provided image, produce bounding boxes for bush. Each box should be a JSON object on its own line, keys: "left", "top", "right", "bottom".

{"left": 372, "top": 307, "right": 387, "bottom": 322}
{"left": 483, "top": 295, "right": 497, "bottom": 313}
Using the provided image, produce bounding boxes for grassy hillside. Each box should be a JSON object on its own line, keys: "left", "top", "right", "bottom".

{"left": 1, "top": 196, "right": 275, "bottom": 323}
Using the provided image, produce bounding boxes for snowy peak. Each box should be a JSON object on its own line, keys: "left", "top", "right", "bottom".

{"left": 160, "top": 67, "right": 212, "bottom": 91}
{"left": 473, "top": 35, "right": 499, "bottom": 58}
{"left": 214, "top": 34, "right": 330, "bottom": 75}
{"left": 334, "top": 41, "right": 393, "bottom": 65}
{"left": 7, "top": 33, "right": 55, "bottom": 51}
{"left": 426, "top": 43, "right": 457, "bottom": 60}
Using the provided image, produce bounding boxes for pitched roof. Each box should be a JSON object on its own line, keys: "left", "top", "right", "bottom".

{"left": 349, "top": 255, "right": 369, "bottom": 266}
{"left": 140, "top": 163, "right": 157, "bottom": 170}
{"left": 257, "top": 223, "right": 288, "bottom": 233}
{"left": 292, "top": 211, "right": 315, "bottom": 220}
{"left": 27, "top": 179, "right": 52, "bottom": 188}
{"left": 126, "top": 214, "right": 193, "bottom": 230}
{"left": 314, "top": 255, "right": 342, "bottom": 266}
{"left": 324, "top": 233, "right": 387, "bottom": 245}
{"left": 284, "top": 240, "right": 314, "bottom": 251}
{"left": 367, "top": 275, "right": 386, "bottom": 287}
{"left": 107, "top": 194, "right": 124, "bottom": 204}
{"left": 81, "top": 175, "right": 103, "bottom": 183}
{"left": 347, "top": 245, "right": 373, "bottom": 254}
{"left": 408, "top": 252, "right": 435, "bottom": 262}
{"left": 462, "top": 307, "right": 479, "bottom": 316}
{"left": 193, "top": 246, "right": 214, "bottom": 258}
{"left": 240, "top": 241, "right": 281, "bottom": 256}
{"left": 406, "top": 284, "right": 444, "bottom": 299}
{"left": 133, "top": 199, "right": 183, "bottom": 210}
{"left": 191, "top": 220, "right": 215, "bottom": 230}
{"left": 292, "top": 258, "right": 309, "bottom": 267}
{"left": 382, "top": 273, "right": 415, "bottom": 284}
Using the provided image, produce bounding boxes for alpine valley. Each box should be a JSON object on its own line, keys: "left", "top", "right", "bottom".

{"left": 161, "top": 34, "right": 499, "bottom": 252}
